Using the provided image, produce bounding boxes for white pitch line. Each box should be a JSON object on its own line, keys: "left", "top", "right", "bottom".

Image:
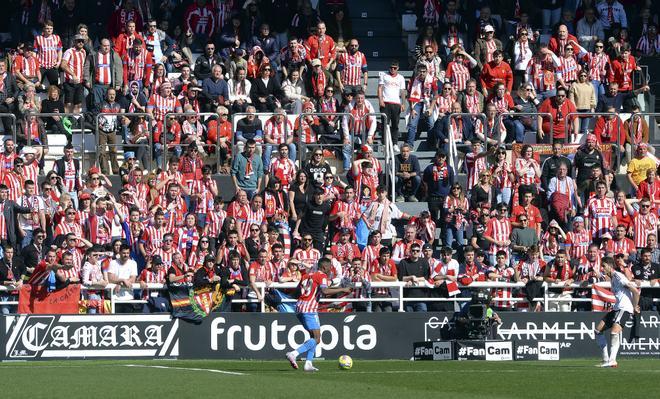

{"left": 123, "top": 364, "right": 247, "bottom": 376}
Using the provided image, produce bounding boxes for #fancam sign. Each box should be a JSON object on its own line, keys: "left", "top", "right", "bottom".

{"left": 4, "top": 315, "right": 179, "bottom": 359}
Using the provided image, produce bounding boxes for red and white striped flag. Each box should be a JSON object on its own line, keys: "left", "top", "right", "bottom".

{"left": 591, "top": 284, "right": 616, "bottom": 311}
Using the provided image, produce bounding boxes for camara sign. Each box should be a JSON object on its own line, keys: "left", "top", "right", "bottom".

{"left": 2, "top": 315, "right": 179, "bottom": 359}
{"left": 413, "top": 341, "right": 453, "bottom": 361}
{"left": 455, "top": 341, "right": 514, "bottom": 361}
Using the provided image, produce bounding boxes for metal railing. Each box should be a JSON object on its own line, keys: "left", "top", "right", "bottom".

{"left": 630, "top": 112, "right": 660, "bottom": 152}
{"left": 448, "top": 113, "right": 487, "bottom": 171}
{"left": 21, "top": 112, "right": 86, "bottom": 168}
{"left": 163, "top": 112, "right": 220, "bottom": 171}
{"left": 565, "top": 111, "right": 621, "bottom": 165}
{"left": 359, "top": 113, "right": 396, "bottom": 200}
{"left": 297, "top": 112, "right": 354, "bottom": 166}
{"left": 3, "top": 281, "right": 657, "bottom": 313}
{"left": 95, "top": 112, "right": 154, "bottom": 172}
{"left": 495, "top": 111, "right": 553, "bottom": 143}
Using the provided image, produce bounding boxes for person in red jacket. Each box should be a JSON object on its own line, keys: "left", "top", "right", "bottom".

{"left": 537, "top": 87, "right": 578, "bottom": 143}
{"left": 479, "top": 50, "right": 513, "bottom": 96}
{"left": 305, "top": 21, "right": 336, "bottom": 70}
{"left": 593, "top": 105, "right": 625, "bottom": 166}
{"left": 184, "top": 0, "right": 216, "bottom": 51}
{"left": 548, "top": 24, "right": 579, "bottom": 57}
{"left": 608, "top": 44, "right": 641, "bottom": 93}
{"left": 114, "top": 20, "right": 145, "bottom": 59}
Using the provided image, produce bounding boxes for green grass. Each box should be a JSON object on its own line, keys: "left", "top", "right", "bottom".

{"left": 1, "top": 359, "right": 659, "bottom": 398}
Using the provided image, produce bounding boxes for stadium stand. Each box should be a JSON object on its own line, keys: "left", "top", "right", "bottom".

{"left": 0, "top": 0, "right": 658, "bottom": 315}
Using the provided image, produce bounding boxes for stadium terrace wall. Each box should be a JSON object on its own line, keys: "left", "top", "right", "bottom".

{"left": 0, "top": 313, "right": 658, "bottom": 360}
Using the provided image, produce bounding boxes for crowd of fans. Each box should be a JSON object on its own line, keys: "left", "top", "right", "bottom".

{"left": 0, "top": 0, "right": 658, "bottom": 314}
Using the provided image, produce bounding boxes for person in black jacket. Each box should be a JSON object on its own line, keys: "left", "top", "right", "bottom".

{"left": 249, "top": 64, "right": 284, "bottom": 112}
{"left": 0, "top": 184, "right": 31, "bottom": 250}
{"left": 395, "top": 143, "right": 422, "bottom": 202}
{"left": 219, "top": 250, "right": 250, "bottom": 312}
{"left": 21, "top": 228, "right": 47, "bottom": 282}
{"left": 0, "top": 60, "right": 19, "bottom": 135}
{"left": 0, "top": 245, "right": 24, "bottom": 314}
{"left": 397, "top": 242, "right": 430, "bottom": 312}
{"left": 194, "top": 43, "right": 225, "bottom": 81}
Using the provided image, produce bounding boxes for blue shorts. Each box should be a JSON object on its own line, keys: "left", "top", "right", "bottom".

{"left": 297, "top": 312, "right": 320, "bottom": 331}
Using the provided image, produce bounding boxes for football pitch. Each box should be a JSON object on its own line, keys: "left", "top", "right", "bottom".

{"left": 2, "top": 359, "right": 659, "bottom": 398}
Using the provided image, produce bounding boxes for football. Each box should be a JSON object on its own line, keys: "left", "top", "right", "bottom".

{"left": 338, "top": 355, "right": 353, "bottom": 370}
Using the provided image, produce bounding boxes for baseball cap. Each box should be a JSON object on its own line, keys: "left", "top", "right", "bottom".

{"left": 601, "top": 232, "right": 612, "bottom": 239}
{"left": 422, "top": 243, "right": 433, "bottom": 250}
{"left": 483, "top": 25, "right": 495, "bottom": 33}
{"left": 340, "top": 227, "right": 352, "bottom": 235}
{"left": 311, "top": 58, "right": 322, "bottom": 67}
{"left": 74, "top": 34, "right": 85, "bottom": 41}
{"left": 573, "top": 216, "right": 584, "bottom": 223}
{"left": 361, "top": 144, "right": 372, "bottom": 153}
{"left": 79, "top": 192, "right": 92, "bottom": 201}
{"left": 152, "top": 255, "right": 163, "bottom": 265}
{"left": 20, "top": 146, "right": 36, "bottom": 155}
{"left": 124, "top": 151, "right": 135, "bottom": 160}
{"left": 204, "top": 255, "right": 216, "bottom": 264}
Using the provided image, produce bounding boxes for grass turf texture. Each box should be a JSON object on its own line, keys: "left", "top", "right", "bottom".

{"left": 1, "top": 359, "right": 658, "bottom": 398}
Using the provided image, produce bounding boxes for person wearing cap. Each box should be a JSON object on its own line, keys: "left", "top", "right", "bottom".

{"left": 147, "top": 80, "right": 183, "bottom": 123}
{"left": 12, "top": 45, "right": 42, "bottom": 91}
{"left": 378, "top": 60, "right": 406, "bottom": 152}
{"left": 304, "top": 58, "right": 332, "bottom": 101}
{"left": 119, "top": 152, "right": 137, "bottom": 180}
{"left": 474, "top": 24, "right": 503, "bottom": 71}
{"left": 60, "top": 33, "right": 87, "bottom": 113}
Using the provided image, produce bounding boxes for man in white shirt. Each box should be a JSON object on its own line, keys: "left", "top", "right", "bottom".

{"left": 378, "top": 60, "right": 406, "bottom": 152}
{"left": 108, "top": 244, "right": 138, "bottom": 310}
{"left": 594, "top": 257, "right": 640, "bottom": 368}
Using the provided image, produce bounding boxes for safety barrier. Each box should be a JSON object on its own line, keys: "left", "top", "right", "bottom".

{"left": 297, "top": 112, "right": 354, "bottom": 167}
{"left": 0, "top": 113, "right": 17, "bottom": 141}
{"left": 565, "top": 111, "right": 621, "bottom": 164}
{"left": 21, "top": 112, "right": 86, "bottom": 170}
{"left": 630, "top": 112, "right": 660, "bottom": 153}
{"left": 359, "top": 113, "right": 395, "bottom": 200}
{"left": 494, "top": 112, "right": 553, "bottom": 144}
{"left": 2, "top": 281, "right": 657, "bottom": 314}
{"left": 94, "top": 112, "right": 154, "bottom": 172}
{"left": 162, "top": 112, "right": 220, "bottom": 171}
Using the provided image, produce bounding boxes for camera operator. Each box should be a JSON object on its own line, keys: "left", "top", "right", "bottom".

{"left": 453, "top": 290, "right": 502, "bottom": 340}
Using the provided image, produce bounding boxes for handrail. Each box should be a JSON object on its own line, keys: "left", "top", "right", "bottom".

{"left": 448, "top": 113, "right": 487, "bottom": 171}
{"left": 297, "top": 111, "right": 354, "bottom": 166}
{"left": 630, "top": 112, "right": 660, "bottom": 153}
{"left": 0, "top": 113, "right": 17, "bottom": 142}
{"left": 2, "top": 281, "right": 659, "bottom": 313}
{"left": 565, "top": 111, "right": 621, "bottom": 165}
{"left": 24, "top": 112, "right": 86, "bottom": 169}
{"left": 494, "top": 111, "right": 553, "bottom": 143}
{"left": 163, "top": 112, "right": 219, "bottom": 171}
{"left": 94, "top": 112, "right": 154, "bottom": 172}
{"left": 360, "top": 113, "right": 393, "bottom": 197}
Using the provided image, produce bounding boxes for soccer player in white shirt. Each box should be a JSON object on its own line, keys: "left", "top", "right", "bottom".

{"left": 594, "top": 257, "right": 640, "bottom": 368}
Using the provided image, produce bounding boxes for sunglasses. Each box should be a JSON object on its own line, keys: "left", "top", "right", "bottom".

{"left": 411, "top": 249, "right": 421, "bottom": 253}
{"left": 67, "top": 212, "right": 76, "bottom": 215}
{"left": 250, "top": 228, "right": 260, "bottom": 232}
{"left": 519, "top": 219, "right": 528, "bottom": 222}
{"left": 314, "top": 153, "right": 323, "bottom": 156}
{"left": 263, "top": 68, "right": 271, "bottom": 71}
{"left": 163, "top": 239, "right": 173, "bottom": 242}
{"left": 595, "top": 45, "right": 603, "bottom": 48}
{"left": 200, "top": 240, "right": 209, "bottom": 243}
{"left": 303, "top": 238, "right": 313, "bottom": 242}
{"left": 556, "top": 94, "right": 566, "bottom": 98}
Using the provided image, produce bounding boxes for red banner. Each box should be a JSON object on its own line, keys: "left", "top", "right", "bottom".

{"left": 511, "top": 143, "right": 613, "bottom": 168}
{"left": 18, "top": 284, "right": 81, "bottom": 314}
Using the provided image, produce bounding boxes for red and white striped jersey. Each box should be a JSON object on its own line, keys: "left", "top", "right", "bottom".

{"left": 490, "top": 160, "right": 513, "bottom": 189}
{"left": 152, "top": 247, "right": 183, "bottom": 269}
{"left": 526, "top": 55, "right": 559, "bottom": 92}
{"left": 138, "top": 268, "right": 167, "bottom": 299}
{"left": 575, "top": 255, "right": 601, "bottom": 282}
{"left": 584, "top": 197, "right": 616, "bottom": 238}
{"left": 330, "top": 242, "right": 360, "bottom": 265}
{"left": 13, "top": 55, "right": 40, "bottom": 78}
{"left": 205, "top": 209, "right": 226, "bottom": 238}
{"left": 635, "top": 35, "right": 660, "bottom": 56}
{"left": 484, "top": 40, "right": 498, "bottom": 62}
{"left": 369, "top": 258, "right": 397, "bottom": 296}
{"left": 95, "top": 52, "right": 113, "bottom": 85}
{"left": 0, "top": 153, "right": 18, "bottom": 176}
{"left": 189, "top": 179, "right": 215, "bottom": 214}
{"left": 292, "top": 247, "right": 321, "bottom": 271}
{"left": 34, "top": 34, "right": 62, "bottom": 69}
{"left": 185, "top": 4, "right": 216, "bottom": 36}
{"left": 362, "top": 244, "right": 383, "bottom": 269}
{"left": 188, "top": 250, "right": 211, "bottom": 271}
{"left": 337, "top": 51, "right": 367, "bottom": 86}
{"left": 249, "top": 261, "right": 275, "bottom": 283}
{"left": 123, "top": 47, "right": 153, "bottom": 84}
{"left": 516, "top": 258, "right": 546, "bottom": 281}
{"left": 445, "top": 60, "right": 470, "bottom": 92}
{"left": 54, "top": 159, "right": 80, "bottom": 192}
{"left": 147, "top": 93, "right": 181, "bottom": 123}
{"left": 484, "top": 218, "right": 512, "bottom": 256}
{"left": 347, "top": 102, "right": 376, "bottom": 137}
{"left": 610, "top": 237, "right": 635, "bottom": 256}
{"left": 235, "top": 206, "right": 265, "bottom": 240}
{"left": 141, "top": 225, "right": 166, "bottom": 256}
{"left": 465, "top": 152, "right": 487, "bottom": 190}
{"left": 294, "top": 116, "right": 319, "bottom": 144}
{"left": 463, "top": 93, "right": 482, "bottom": 114}
{"left": 330, "top": 200, "right": 361, "bottom": 231}
{"left": 174, "top": 227, "right": 200, "bottom": 260}
{"left": 264, "top": 117, "right": 294, "bottom": 144}
{"left": 488, "top": 94, "right": 514, "bottom": 114}
{"left": 3, "top": 172, "right": 24, "bottom": 202}
{"left": 391, "top": 239, "right": 424, "bottom": 263}
{"left": 77, "top": 209, "right": 91, "bottom": 228}
{"left": 269, "top": 157, "right": 296, "bottom": 191}
{"left": 434, "top": 94, "right": 455, "bottom": 114}
{"left": 61, "top": 48, "right": 86, "bottom": 82}
{"left": 54, "top": 220, "right": 83, "bottom": 238}
{"left": 514, "top": 158, "right": 539, "bottom": 186}
{"left": 565, "top": 229, "right": 591, "bottom": 259}
{"left": 632, "top": 211, "right": 658, "bottom": 248}
{"left": 407, "top": 74, "right": 437, "bottom": 104}
{"left": 487, "top": 265, "right": 516, "bottom": 307}
{"left": 296, "top": 271, "right": 328, "bottom": 313}
{"left": 583, "top": 52, "right": 610, "bottom": 82}
{"left": 559, "top": 56, "right": 580, "bottom": 83}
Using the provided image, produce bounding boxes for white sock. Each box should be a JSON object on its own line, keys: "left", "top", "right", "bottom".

{"left": 595, "top": 332, "right": 608, "bottom": 362}
{"left": 305, "top": 360, "right": 313, "bottom": 366}
{"left": 290, "top": 350, "right": 299, "bottom": 357}
{"left": 609, "top": 332, "right": 621, "bottom": 363}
